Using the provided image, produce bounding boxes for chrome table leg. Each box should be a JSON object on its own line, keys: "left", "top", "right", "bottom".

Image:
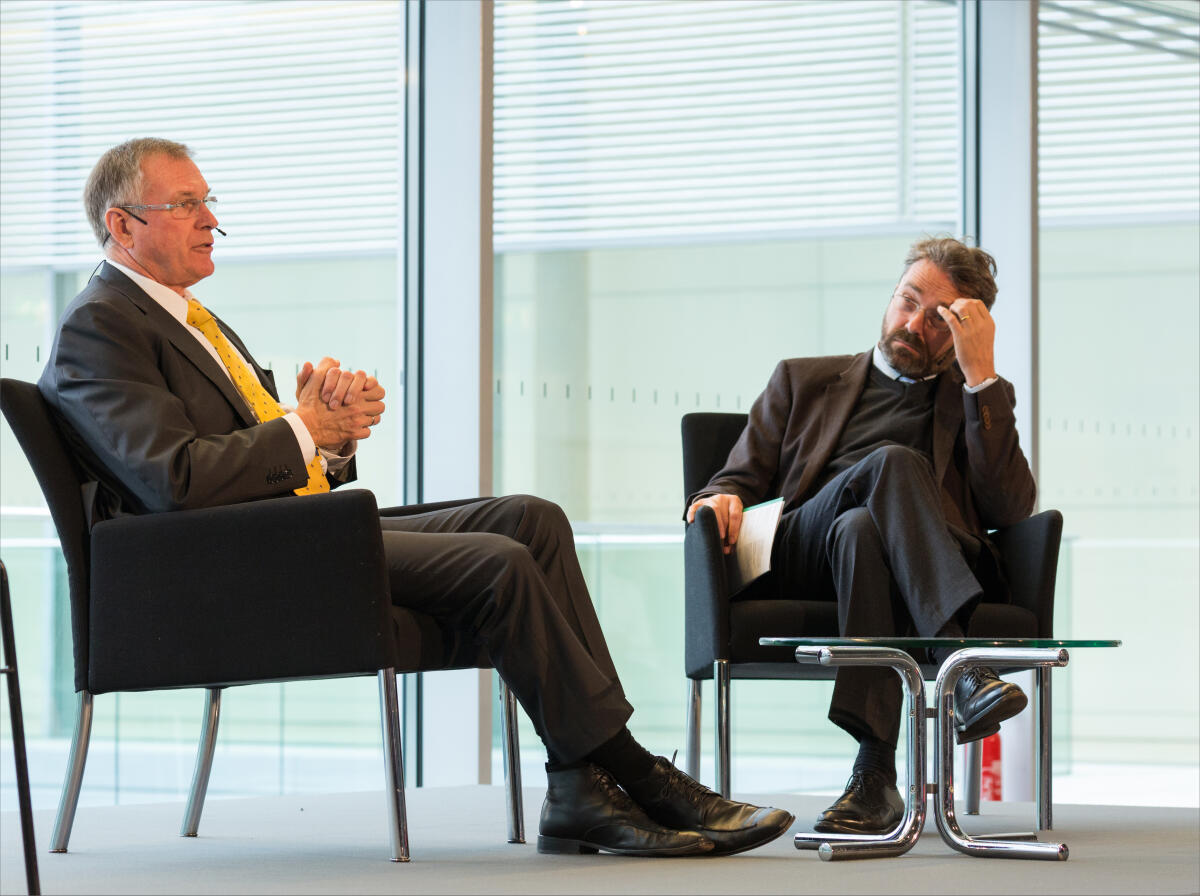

{"left": 792, "top": 647, "right": 926, "bottom": 861}
{"left": 933, "top": 648, "right": 1070, "bottom": 861}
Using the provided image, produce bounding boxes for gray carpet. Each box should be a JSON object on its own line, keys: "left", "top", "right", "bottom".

{"left": 2, "top": 786, "right": 1198, "bottom": 895}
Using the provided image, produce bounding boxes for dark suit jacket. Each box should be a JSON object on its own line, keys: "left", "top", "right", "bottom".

{"left": 688, "top": 351, "right": 1036, "bottom": 539}
{"left": 38, "top": 262, "right": 354, "bottom": 524}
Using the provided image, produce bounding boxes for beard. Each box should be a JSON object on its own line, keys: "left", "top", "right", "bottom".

{"left": 878, "top": 324, "right": 956, "bottom": 379}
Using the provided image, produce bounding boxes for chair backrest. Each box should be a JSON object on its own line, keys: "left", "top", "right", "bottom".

{"left": 681, "top": 412, "right": 749, "bottom": 501}
{"left": 1, "top": 378, "right": 92, "bottom": 690}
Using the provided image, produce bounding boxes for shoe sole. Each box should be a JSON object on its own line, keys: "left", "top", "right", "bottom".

{"left": 812, "top": 814, "right": 903, "bottom": 837}
{"left": 537, "top": 834, "right": 712, "bottom": 857}
{"left": 956, "top": 720, "right": 1001, "bottom": 745}
{"left": 955, "top": 688, "right": 1028, "bottom": 745}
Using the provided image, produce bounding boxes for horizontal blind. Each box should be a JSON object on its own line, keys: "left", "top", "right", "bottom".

{"left": 1039, "top": 0, "right": 1200, "bottom": 221}
{"left": 493, "top": 0, "right": 960, "bottom": 251}
{"left": 0, "top": 0, "right": 403, "bottom": 268}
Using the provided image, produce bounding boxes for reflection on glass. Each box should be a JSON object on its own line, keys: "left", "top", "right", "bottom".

{"left": 0, "top": 0, "right": 407, "bottom": 808}
{"left": 492, "top": 0, "right": 961, "bottom": 792}
{"left": 1037, "top": 0, "right": 1200, "bottom": 767}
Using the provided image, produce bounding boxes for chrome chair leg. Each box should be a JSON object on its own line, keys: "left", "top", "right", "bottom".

{"left": 499, "top": 679, "right": 525, "bottom": 844}
{"left": 378, "top": 668, "right": 409, "bottom": 862}
{"left": 50, "top": 690, "right": 93, "bottom": 853}
{"left": 713, "top": 660, "right": 731, "bottom": 798}
{"left": 964, "top": 738, "right": 982, "bottom": 815}
{"left": 181, "top": 688, "right": 222, "bottom": 837}
{"left": 1036, "top": 666, "right": 1052, "bottom": 831}
{"left": 685, "top": 678, "right": 702, "bottom": 780}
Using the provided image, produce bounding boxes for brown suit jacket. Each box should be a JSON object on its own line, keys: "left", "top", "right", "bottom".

{"left": 689, "top": 351, "right": 1036, "bottom": 538}
{"left": 38, "top": 262, "right": 354, "bottom": 524}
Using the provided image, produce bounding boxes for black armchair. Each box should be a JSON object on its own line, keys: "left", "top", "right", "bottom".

{"left": 681, "top": 412, "right": 1062, "bottom": 821}
{"left": 0, "top": 378, "right": 524, "bottom": 862}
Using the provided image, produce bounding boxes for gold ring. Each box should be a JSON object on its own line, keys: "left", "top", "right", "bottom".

{"left": 959, "top": 314, "right": 971, "bottom": 322}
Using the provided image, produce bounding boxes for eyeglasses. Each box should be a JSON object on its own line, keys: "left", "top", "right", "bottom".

{"left": 102, "top": 196, "right": 219, "bottom": 245}
{"left": 891, "top": 292, "right": 950, "bottom": 334}
{"left": 118, "top": 196, "right": 218, "bottom": 222}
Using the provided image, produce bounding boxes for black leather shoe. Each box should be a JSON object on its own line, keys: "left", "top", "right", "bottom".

{"left": 627, "top": 757, "right": 794, "bottom": 856}
{"left": 812, "top": 770, "right": 904, "bottom": 835}
{"left": 538, "top": 764, "right": 715, "bottom": 857}
{"left": 954, "top": 665, "right": 1028, "bottom": 745}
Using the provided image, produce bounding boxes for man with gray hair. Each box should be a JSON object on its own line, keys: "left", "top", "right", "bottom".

{"left": 40, "top": 138, "right": 794, "bottom": 859}
{"left": 687, "top": 237, "right": 1036, "bottom": 836}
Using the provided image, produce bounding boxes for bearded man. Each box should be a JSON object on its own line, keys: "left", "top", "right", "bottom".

{"left": 686, "top": 236, "right": 1035, "bottom": 836}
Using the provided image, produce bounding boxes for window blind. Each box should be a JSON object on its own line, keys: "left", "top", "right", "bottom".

{"left": 0, "top": 0, "right": 404, "bottom": 268}
{"left": 493, "top": 0, "right": 961, "bottom": 251}
{"left": 1039, "top": 0, "right": 1200, "bottom": 221}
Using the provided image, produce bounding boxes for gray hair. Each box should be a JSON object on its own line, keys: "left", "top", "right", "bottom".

{"left": 84, "top": 138, "right": 192, "bottom": 246}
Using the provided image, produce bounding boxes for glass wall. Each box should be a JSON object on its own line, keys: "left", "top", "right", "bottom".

{"left": 492, "top": 0, "right": 963, "bottom": 789}
{"left": 492, "top": 0, "right": 1200, "bottom": 797}
{"left": 1036, "top": 0, "right": 1199, "bottom": 767}
{"left": 0, "top": 0, "right": 407, "bottom": 808}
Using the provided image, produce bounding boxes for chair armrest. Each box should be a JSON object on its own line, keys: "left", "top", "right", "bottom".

{"left": 87, "top": 489, "right": 397, "bottom": 693}
{"left": 684, "top": 506, "right": 733, "bottom": 678}
{"left": 990, "top": 509, "right": 1063, "bottom": 639}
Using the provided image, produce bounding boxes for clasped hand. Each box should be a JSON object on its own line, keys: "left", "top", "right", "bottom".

{"left": 294, "top": 357, "right": 386, "bottom": 451}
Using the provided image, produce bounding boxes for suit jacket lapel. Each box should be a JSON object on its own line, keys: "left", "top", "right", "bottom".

{"left": 97, "top": 263, "right": 259, "bottom": 427}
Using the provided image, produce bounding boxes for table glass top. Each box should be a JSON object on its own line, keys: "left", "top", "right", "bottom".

{"left": 759, "top": 636, "right": 1121, "bottom": 649}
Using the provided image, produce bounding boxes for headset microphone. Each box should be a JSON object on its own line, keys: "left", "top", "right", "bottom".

{"left": 215, "top": 227, "right": 227, "bottom": 236}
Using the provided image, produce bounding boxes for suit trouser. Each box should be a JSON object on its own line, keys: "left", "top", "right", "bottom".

{"left": 378, "top": 494, "right": 633, "bottom": 762}
{"left": 772, "top": 445, "right": 985, "bottom": 746}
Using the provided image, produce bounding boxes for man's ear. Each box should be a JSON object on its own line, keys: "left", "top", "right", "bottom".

{"left": 104, "top": 208, "right": 135, "bottom": 249}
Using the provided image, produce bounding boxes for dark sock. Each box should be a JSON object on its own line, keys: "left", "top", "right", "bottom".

{"left": 584, "top": 727, "right": 658, "bottom": 791}
{"left": 931, "top": 617, "right": 966, "bottom": 666}
{"left": 853, "top": 734, "right": 897, "bottom": 786}
{"left": 544, "top": 748, "right": 585, "bottom": 773}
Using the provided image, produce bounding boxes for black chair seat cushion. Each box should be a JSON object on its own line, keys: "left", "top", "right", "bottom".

{"left": 86, "top": 490, "right": 398, "bottom": 694}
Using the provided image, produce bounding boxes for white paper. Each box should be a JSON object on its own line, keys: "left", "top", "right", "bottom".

{"left": 728, "top": 497, "right": 784, "bottom": 594}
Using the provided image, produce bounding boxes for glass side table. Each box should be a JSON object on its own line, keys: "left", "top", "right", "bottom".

{"left": 758, "top": 637, "right": 1121, "bottom": 862}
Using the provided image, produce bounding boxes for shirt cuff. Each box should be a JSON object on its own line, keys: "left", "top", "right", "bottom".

{"left": 283, "top": 412, "right": 319, "bottom": 466}
{"left": 964, "top": 376, "right": 999, "bottom": 394}
{"left": 320, "top": 442, "right": 356, "bottom": 474}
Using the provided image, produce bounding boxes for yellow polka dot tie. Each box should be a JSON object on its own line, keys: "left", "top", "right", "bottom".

{"left": 186, "top": 298, "right": 329, "bottom": 495}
